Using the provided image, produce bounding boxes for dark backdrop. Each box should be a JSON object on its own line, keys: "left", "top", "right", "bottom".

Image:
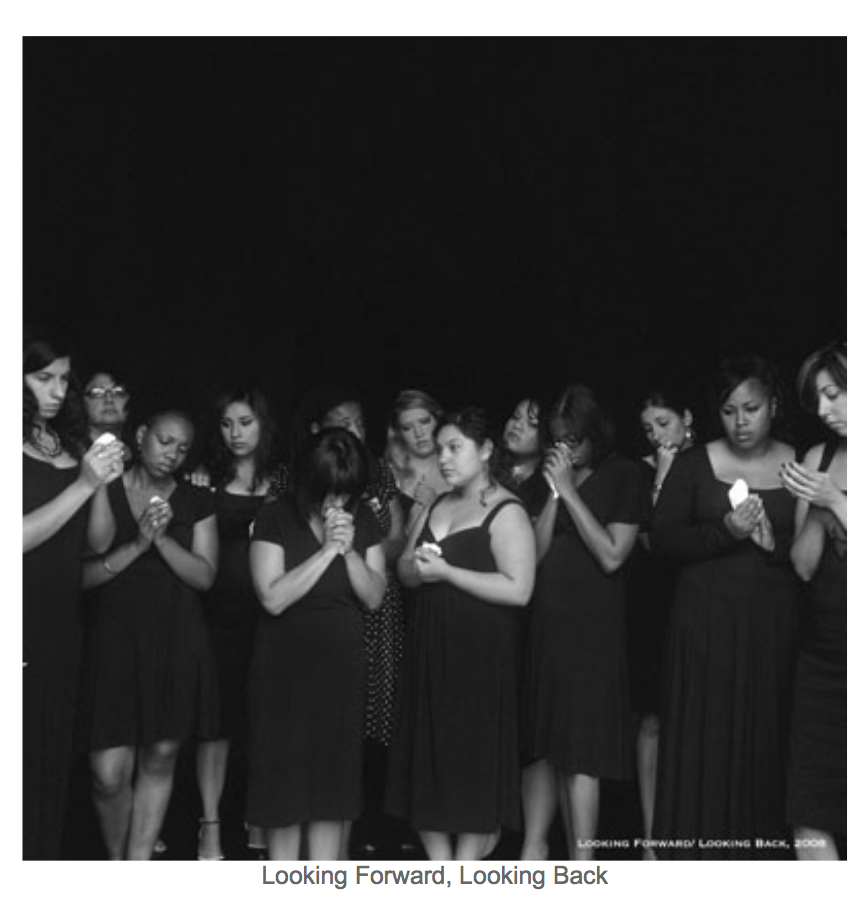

{"left": 24, "top": 38, "right": 846, "bottom": 456}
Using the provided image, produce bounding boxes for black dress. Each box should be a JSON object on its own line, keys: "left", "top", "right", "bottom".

{"left": 387, "top": 498, "right": 528, "bottom": 834}
{"left": 83, "top": 479, "right": 218, "bottom": 750}
{"left": 203, "top": 487, "right": 265, "bottom": 740}
{"left": 651, "top": 446, "right": 801, "bottom": 858}
{"left": 524, "top": 455, "right": 642, "bottom": 779}
{"left": 787, "top": 440, "right": 846, "bottom": 835}
{"left": 624, "top": 460, "right": 677, "bottom": 716}
{"left": 245, "top": 499, "right": 380, "bottom": 826}
{"left": 23, "top": 454, "right": 90, "bottom": 859}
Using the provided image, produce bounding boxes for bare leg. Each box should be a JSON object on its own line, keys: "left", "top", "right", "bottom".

{"left": 520, "top": 759, "right": 557, "bottom": 860}
{"left": 456, "top": 830, "right": 500, "bottom": 860}
{"left": 557, "top": 771, "right": 573, "bottom": 855}
{"left": 90, "top": 746, "right": 135, "bottom": 860}
{"left": 419, "top": 830, "right": 453, "bottom": 860}
{"left": 247, "top": 823, "right": 267, "bottom": 850}
{"left": 268, "top": 825, "right": 301, "bottom": 860}
{"left": 308, "top": 820, "right": 343, "bottom": 860}
{"left": 563, "top": 772, "right": 599, "bottom": 861}
{"left": 636, "top": 713, "right": 659, "bottom": 858}
{"left": 126, "top": 740, "right": 180, "bottom": 860}
{"left": 337, "top": 819, "right": 352, "bottom": 860}
{"left": 794, "top": 825, "right": 839, "bottom": 861}
{"left": 196, "top": 738, "right": 229, "bottom": 859}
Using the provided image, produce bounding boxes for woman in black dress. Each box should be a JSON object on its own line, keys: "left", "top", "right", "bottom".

{"left": 627, "top": 387, "right": 695, "bottom": 856}
{"left": 195, "top": 387, "right": 280, "bottom": 860}
{"left": 388, "top": 407, "right": 536, "bottom": 860}
{"left": 651, "top": 355, "right": 801, "bottom": 858}
{"left": 521, "top": 384, "right": 642, "bottom": 861}
{"left": 780, "top": 343, "right": 847, "bottom": 859}
{"left": 247, "top": 427, "right": 387, "bottom": 860}
{"left": 82, "top": 409, "right": 219, "bottom": 859}
{"left": 23, "top": 330, "right": 124, "bottom": 859}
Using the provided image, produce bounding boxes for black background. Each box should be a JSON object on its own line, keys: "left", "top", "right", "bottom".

{"left": 24, "top": 38, "right": 846, "bottom": 455}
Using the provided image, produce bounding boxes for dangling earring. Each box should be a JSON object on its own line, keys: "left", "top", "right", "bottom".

{"left": 684, "top": 424, "right": 696, "bottom": 448}
{"left": 479, "top": 472, "right": 496, "bottom": 507}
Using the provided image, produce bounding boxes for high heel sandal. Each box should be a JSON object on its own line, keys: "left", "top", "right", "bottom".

{"left": 197, "top": 819, "right": 225, "bottom": 861}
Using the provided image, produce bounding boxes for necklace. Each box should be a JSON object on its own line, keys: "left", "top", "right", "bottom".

{"left": 29, "top": 426, "right": 62, "bottom": 459}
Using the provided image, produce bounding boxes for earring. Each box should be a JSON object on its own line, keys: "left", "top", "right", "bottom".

{"left": 684, "top": 424, "right": 696, "bottom": 447}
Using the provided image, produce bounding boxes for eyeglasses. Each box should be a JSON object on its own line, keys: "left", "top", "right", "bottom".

{"left": 85, "top": 386, "right": 129, "bottom": 400}
{"left": 554, "top": 435, "right": 584, "bottom": 450}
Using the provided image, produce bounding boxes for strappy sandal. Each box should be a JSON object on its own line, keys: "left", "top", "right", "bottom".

{"left": 197, "top": 818, "right": 225, "bottom": 861}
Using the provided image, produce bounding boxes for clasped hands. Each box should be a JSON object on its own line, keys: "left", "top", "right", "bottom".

{"left": 136, "top": 498, "right": 173, "bottom": 546}
{"left": 542, "top": 443, "right": 574, "bottom": 498}
{"left": 324, "top": 505, "right": 355, "bottom": 556}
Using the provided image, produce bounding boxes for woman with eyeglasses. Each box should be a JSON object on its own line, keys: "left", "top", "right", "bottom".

{"left": 82, "top": 368, "right": 133, "bottom": 465}
{"left": 23, "top": 329, "right": 124, "bottom": 859}
{"left": 780, "top": 343, "right": 847, "bottom": 859}
{"left": 80, "top": 408, "right": 219, "bottom": 859}
{"left": 521, "top": 383, "right": 643, "bottom": 861}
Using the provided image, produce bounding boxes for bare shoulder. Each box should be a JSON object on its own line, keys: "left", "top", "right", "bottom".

{"left": 771, "top": 439, "right": 797, "bottom": 464}
{"left": 801, "top": 441, "right": 826, "bottom": 470}
{"left": 490, "top": 492, "right": 532, "bottom": 530}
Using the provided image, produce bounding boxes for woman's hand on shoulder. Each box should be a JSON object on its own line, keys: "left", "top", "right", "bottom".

{"left": 185, "top": 466, "right": 213, "bottom": 490}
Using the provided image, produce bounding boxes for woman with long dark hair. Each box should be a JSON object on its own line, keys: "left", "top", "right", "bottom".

{"left": 195, "top": 387, "right": 280, "bottom": 860}
{"left": 781, "top": 343, "right": 847, "bottom": 859}
{"left": 23, "top": 329, "right": 123, "bottom": 859}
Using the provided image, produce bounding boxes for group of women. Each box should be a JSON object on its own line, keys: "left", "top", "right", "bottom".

{"left": 23, "top": 328, "right": 847, "bottom": 862}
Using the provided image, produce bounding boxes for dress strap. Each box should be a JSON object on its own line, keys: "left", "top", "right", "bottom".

{"left": 481, "top": 497, "right": 523, "bottom": 532}
{"left": 818, "top": 439, "right": 838, "bottom": 473}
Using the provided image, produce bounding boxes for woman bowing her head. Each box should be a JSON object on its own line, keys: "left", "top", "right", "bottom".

{"left": 23, "top": 328, "right": 124, "bottom": 859}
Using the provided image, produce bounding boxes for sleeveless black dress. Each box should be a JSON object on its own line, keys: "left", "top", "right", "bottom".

{"left": 787, "top": 440, "right": 847, "bottom": 835}
{"left": 386, "top": 498, "right": 528, "bottom": 834}
{"left": 651, "top": 446, "right": 801, "bottom": 858}
{"left": 23, "top": 454, "right": 90, "bottom": 859}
